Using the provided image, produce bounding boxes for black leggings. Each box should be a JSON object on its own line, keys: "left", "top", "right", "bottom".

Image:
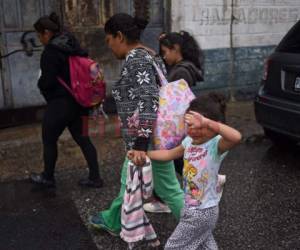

{"left": 174, "top": 157, "right": 183, "bottom": 176}
{"left": 42, "top": 98, "right": 100, "bottom": 180}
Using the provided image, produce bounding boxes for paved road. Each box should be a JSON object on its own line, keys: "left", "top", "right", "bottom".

{"left": 215, "top": 137, "right": 300, "bottom": 250}
{"left": 83, "top": 136, "right": 300, "bottom": 250}
{"left": 0, "top": 102, "right": 299, "bottom": 249}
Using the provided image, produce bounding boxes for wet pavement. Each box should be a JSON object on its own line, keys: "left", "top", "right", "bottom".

{"left": 215, "top": 139, "right": 300, "bottom": 250}
{"left": 0, "top": 180, "right": 98, "bottom": 250}
{"left": 0, "top": 101, "right": 299, "bottom": 250}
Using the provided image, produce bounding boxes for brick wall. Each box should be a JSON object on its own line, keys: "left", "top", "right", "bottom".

{"left": 171, "top": 0, "right": 300, "bottom": 99}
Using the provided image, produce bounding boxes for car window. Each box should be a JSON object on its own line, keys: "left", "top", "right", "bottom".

{"left": 276, "top": 20, "right": 300, "bottom": 53}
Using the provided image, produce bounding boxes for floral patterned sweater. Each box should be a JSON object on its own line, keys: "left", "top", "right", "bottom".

{"left": 112, "top": 48, "right": 166, "bottom": 151}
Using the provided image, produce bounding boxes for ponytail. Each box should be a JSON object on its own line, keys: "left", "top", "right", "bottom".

{"left": 133, "top": 16, "right": 148, "bottom": 31}
{"left": 34, "top": 12, "right": 61, "bottom": 33}
{"left": 159, "top": 30, "right": 204, "bottom": 72}
{"left": 179, "top": 31, "right": 204, "bottom": 72}
{"left": 49, "top": 12, "right": 60, "bottom": 30}
{"left": 104, "top": 13, "right": 148, "bottom": 43}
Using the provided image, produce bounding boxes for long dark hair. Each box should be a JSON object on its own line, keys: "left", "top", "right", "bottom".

{"left": 159, "top": 31, "right": 204, "bottom": 71}
{"left": 104, "top": 13, "right": 148, "bottom": 43}
{"left": 34, "top": 12, "right": 61, "bottom": 33}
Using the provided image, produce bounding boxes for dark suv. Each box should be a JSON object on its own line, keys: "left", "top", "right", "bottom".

{"left": 254, "top": 20, "right": 300, "bottom": 145}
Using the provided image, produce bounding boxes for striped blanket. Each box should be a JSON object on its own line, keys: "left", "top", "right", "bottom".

{"left": 120, "top": 158, "right": 160, "bottom": 249}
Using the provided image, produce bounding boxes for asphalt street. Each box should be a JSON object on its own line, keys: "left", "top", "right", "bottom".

{"left": 85, "top": 136, "right": 300, "bottom": 250}
{"left": 0, "top": 102, "right": 299, "bottom": 250}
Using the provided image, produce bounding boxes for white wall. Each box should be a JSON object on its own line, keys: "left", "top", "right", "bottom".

{"left": 171, "top": 0, "right": 300, "bottom": 49}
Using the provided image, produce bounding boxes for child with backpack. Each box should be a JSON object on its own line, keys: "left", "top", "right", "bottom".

{"left": 159, "top": 30, "right": 204, "bottom": 88}
{"left": 143, "top": 31, "right": 206, "bottom": 213}
{"left": 30, "top": 12, "right": 104, "bottom": 188}
{"left": 129, "top": 94, "right": 242, "bottom": 249}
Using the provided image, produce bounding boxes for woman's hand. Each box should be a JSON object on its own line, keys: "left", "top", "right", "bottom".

{"left": 127, "top": 150, "right": 147, "bottom": 167}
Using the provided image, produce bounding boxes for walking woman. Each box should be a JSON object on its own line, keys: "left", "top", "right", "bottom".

{"left": 30, "top": 13, "right": 103, "bottom": 188}
{"left": 89, "top": 13, "right": 183, "bottom": 235}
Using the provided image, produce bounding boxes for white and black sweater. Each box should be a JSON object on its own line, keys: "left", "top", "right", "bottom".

{"left": 112, "top": 48, "right": 166, "bottom": 151}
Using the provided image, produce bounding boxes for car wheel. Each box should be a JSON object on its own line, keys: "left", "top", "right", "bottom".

{"left": 263, "top": 128, "right": 298, "bottom": 147}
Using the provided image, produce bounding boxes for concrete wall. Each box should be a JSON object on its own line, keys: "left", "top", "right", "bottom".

{"left": 63, "top": 0, "right": 165, "bottom": 97}
{"left": 0, "top": 0, "right": 60, "bottom": 109}
{"left": 171, "top": 0, "right": 300, "bottom": 99}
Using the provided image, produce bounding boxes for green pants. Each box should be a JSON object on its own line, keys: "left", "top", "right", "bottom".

{"left": 100, "top": 158, "right": 184, "bottom": 233}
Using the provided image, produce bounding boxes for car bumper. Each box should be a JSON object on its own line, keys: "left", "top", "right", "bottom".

{"left": 254, "top": 89, "right": 300, "bottom": 140}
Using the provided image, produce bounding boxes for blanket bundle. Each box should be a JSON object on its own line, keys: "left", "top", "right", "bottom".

{"left": 120, "top": 158, "right": 160, "bottom": 249}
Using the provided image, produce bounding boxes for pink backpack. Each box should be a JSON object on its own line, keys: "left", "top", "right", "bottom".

{"left": 58, "top": 56, "right": 106, "bottom": 107}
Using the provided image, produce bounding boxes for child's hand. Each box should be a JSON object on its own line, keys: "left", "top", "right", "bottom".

{"left": 185, "top": 111, "right": 208, "bottom": 129}
{"left": 185, "top": 111, "right": 220, "bottom": 133}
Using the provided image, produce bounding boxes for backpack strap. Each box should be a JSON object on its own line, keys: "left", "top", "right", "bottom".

{"left": 57, "top": 77, "right": 74, "bottom": 96}
{"left": 136, "top": 47, "right": 168, "bottom": 86}
{"left": 152, "top": 60, "right": 168, "bottom": 86}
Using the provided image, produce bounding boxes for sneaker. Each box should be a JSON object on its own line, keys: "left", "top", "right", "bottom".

{"left": 216, "top": 174, "right": 226, "bottom": 195}
{"left": 30, "top": 173, "right": 56, "bottom": 188}
{"left": 143, "top": 200, "right": 171, "bottom": 213}
{"left": 78, "top": 178, "right": 103, "bottom": 188}
{"left": 89, "top": 215, "right": 119, "bottom": 236}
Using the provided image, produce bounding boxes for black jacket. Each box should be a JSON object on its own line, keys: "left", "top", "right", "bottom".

{"left": 38, "top": 32, "right": 87, "bottom": 102}
{"left": 167, "top": 60, "right": 203, "bottom": 87}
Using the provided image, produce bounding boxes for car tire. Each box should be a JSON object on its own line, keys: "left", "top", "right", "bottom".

{"left": 263, "top": 128, "right": 298, "bottom": 147}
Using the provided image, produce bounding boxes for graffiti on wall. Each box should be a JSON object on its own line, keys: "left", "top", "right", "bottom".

{"left": 194, "top": 7, "right": 300, "bottom": 25}
{"left": 172, "top": 0, "right": 300, "bottom": 49}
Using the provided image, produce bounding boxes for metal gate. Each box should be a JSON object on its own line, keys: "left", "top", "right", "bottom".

{"left": 0, "top": 0, "right": 61, "bottom": 109}
{"left": 0, "top": 0, "right": 167, "bottom": 111}
{"left": 63, "top": 0, "right": 167, "bottom": 95}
